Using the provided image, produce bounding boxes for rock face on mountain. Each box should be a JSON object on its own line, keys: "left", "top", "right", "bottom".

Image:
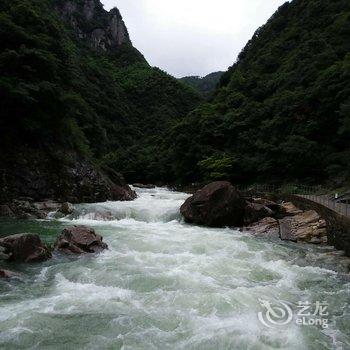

{"left": 0, "top": 152, "right": 136, "bottom": 204}
{"left": 56, "top": 0, "right": 132, "bottom": 51}
{"left": 180, "top": 182, "right": 246, "bottom": 227}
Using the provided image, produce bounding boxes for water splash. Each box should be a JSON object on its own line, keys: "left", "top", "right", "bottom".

{"left": 0, "top": 187, "right": 349, "bottom": 349}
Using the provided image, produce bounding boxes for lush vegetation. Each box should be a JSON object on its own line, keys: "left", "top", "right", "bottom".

{"left": 0, "top": 0, "right": 200, "bottom": 187}
{"left": 179, "top": 71, "right": 223, "bottom": 99}
{"left": 165, "top": 0, "right": 350, "bottom": 186}
{"left": 1, "top": 0, "right": 349, "bottom": 192}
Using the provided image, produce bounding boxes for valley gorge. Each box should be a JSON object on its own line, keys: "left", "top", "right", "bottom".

{"left": 1, "top": 0, "right": 350, "bottom": 348}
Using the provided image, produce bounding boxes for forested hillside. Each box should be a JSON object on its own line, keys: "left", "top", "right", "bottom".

{"left": 1, "top": 0, "right": 349, "bottom": 199}
{"left": 166, "top": 0, "right": 350, "bottom": 186}
{"left": 0, "top": 0, "right": 200, "bottom": 201}
{"left": 179, "top": 71, "right": 224, "bottom": 99}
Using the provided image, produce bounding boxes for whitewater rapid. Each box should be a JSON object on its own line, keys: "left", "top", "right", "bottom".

{"left": 0, "top": 187, "right": 349, "bottom": 349}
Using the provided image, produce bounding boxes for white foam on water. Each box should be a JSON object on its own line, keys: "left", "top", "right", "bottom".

{"left": 1, "top": 186, "right": 349, "bottom": 349}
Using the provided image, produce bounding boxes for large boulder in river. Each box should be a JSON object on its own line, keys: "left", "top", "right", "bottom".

{"left": 180, "top": 181, "right": 246, "bottom": 227}
{"left": 54, "top": 226, "right": 108, "bottom": 254}
{"left": 0, "top": 234, "right": 52, "bottom": 263}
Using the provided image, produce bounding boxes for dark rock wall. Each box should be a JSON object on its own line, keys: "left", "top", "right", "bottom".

{"left": 0, "top": 150, "right": 135, "bottom": 203}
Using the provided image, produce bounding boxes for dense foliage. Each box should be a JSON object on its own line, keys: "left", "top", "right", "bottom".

{"left": 1, "top": 0, "right": 349, "bottom": 191}
{"left": 166, "top": 0, "right": 350, "bottom": 186}
{"left": 179, "top": 72, "right": 224, "bottom": 99}
{"left": 0, "top": 0, "right": 200, "bottom": 185}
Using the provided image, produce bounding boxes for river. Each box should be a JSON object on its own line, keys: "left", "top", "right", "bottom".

{"left": 0, "top": 187, "right": 349, "bottom": 349}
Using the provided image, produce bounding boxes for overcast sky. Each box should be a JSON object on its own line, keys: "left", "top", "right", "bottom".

{"left": 102, "top": 0, "right": 287, "bottom": 78}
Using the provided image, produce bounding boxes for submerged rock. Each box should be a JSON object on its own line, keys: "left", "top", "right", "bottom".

{"left": 54, "top": 226, "right": 108, "bottom": 254}
{"left": 180, "top": 181, "right": 246, "bottom": 227}
{"left": 0, "top": 234, "right": 52, "bottom": 263}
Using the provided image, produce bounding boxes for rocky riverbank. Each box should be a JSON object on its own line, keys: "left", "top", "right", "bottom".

{"left": 0, "top": 225, "right": 108, "bottom": 279}
{"left": 181, "top": 181, "right": 328, "bottom": 246}
{"left": 0, "top": 151, "right": 136, "bottom": 206}
{"left": 0, "top": 199, "right": 71, "bottom": 220}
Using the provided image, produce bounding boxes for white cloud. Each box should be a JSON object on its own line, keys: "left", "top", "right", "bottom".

{"left": 102, "top": 0, "right": 287, "bottom": 77}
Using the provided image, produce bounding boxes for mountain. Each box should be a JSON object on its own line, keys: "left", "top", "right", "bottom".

{"left": 0, "top": 0, "right": 200, "bottom": 202}
{"left": 179, "top": 71, "right": 224, "bottom": 99}
{"left": 165, "top": 0, "right": 350, "bottom": 186}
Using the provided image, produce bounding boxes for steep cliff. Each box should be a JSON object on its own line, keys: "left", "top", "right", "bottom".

{"left": 0, "top": 0, "right": 200, "bottom": 202}
{"left": 55, "top": 0, "right": 133, "bottom": 52}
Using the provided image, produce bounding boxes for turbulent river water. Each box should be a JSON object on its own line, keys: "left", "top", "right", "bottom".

{"left": 0, "top": 187, "right": 350, "bottom": 349}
